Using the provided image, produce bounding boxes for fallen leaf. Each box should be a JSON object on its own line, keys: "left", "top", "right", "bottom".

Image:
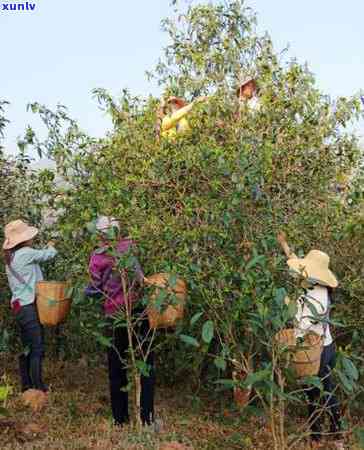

{"left": 78, "top": 355, "right": 88, "bottom": 369}
{"left": 21, "top": 389, "right": 48, "bottom": 412}
{"left": 78, "top": 401, "right": 104, "bottom": 415}
{"left": 90, "top": 438, "right": 113, "bottom": 449}
{"left": 233, "top": 386, "right": 251, "bottom": 408}
{"left": 160, "top": 442, "right": 191, "bottom": 450}
{"left": 19, "top": 422, "right": 48, "bottom": 434}
{"left": 0, "top": 420, "right": 17, "bottom": 429}
{"left": 95, "top": 418, "right": 111, "bottom": 433}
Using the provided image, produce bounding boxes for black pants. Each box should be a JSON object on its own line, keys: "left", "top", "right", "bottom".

{"left": 307, "top": 342, "right": 341, "bottom": 441}
{"left": 107, "top": 313, "right": 155, "bottom": 426}
{"left": 15, "top": 303, "right": 47, "bottom": 392}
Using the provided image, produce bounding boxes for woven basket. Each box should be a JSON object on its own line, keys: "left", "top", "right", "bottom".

{"left": 36, "top": 281, "right": 72, "bottom": 326}
{"left": 275, "top": 329, "right": 323, "bottom": 377}
{"left": 146, "top": 273, "right": 187, "bottom": 329}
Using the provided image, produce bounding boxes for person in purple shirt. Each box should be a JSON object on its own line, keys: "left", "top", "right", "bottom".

{"left": 85, "top": 216, "right": 155, "bottom": 427}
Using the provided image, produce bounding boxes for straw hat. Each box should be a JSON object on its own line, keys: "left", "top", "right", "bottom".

{"left": 3, "top": 220, "right": 39, "bottom": 250}
{"left": 166, "top": 96, "right": 187, "bottom": 108}
{"left": 287, "top": 250, "right": 338, "bottom": 288}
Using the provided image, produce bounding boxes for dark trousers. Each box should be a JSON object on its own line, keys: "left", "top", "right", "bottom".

{"left": 15, "top": 303, "right": 47, "bottom": 392}
{"left": 307, "top": 342, "right": 341, "bottom": 441}
{"left": 107, "top": 314, "right": 155, "bottom": 426}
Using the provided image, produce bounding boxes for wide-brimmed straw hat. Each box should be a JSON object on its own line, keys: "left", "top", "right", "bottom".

{"left": 3, "top": 220, "right": 39, "bottom": 250}
{"left": 287, "top": 250, "right": 338, "bottom": 288}
{"left": 166, "top": 96, "right": 187, "bottom": 108}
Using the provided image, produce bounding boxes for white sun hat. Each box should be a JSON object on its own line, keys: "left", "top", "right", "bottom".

{"left": 95, "top": 216, "right": 120, "bottom": 234}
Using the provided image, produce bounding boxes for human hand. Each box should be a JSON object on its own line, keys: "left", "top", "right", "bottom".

{"left": 47, "top": 241, "right": 55, "bottom": 248}
{"left": 277, "top": 232, "right": 296, "bottom": 259}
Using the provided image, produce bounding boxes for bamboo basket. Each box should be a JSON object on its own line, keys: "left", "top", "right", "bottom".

{"left": 146, "top": 273, "right": 187, "bottom": 329}
{"left": 275, "top": 329, "right": 323, "bottom": 377}
{"left": 36, "top": 281, "right": 72, "bottom": 326}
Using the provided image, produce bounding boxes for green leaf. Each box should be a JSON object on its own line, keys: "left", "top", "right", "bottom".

{"left": 354, "top": 427, "right": 364, "bottom": 449}
{"left": 0, "top": 406, "right": 9, "bottom": 417}
{"left": 244, "top": 369, "right": 271, "bottom": 387}
{"left": 96, "top": 335, "right": 112, "bottom": 348}
{"left": 245, "top": 255, "right": 265, "bottom": 271}
{"left": 153, "top": 288, "right": 169, "bottom": 311}
{"left": 268, "top": 381, "right": 299, "bottom": 402}
{"left": 65, "top": 286, "right": 74, "bottom": 298}
{"left": 168, "top": 273, "right": 178, "bottom": 289}
{"left": 136, "top": 360, "right": 151, "bottom": 377}
{"left": 180, "top": 334, "right": 200, "bottom": 348}
{"left": 214, "top": 379, "right": 235, "bottom": 389}
{"left": 202, "top": 320, "right": 214, "bottom": 344}
{"left": 214, "top": 357, "right": 226, "bottom": 371}
{"left": 342, "top": 357, "right": 359, "bottom": 381}
{"left": 287, "top": 300, "right": 297, "bottom": 319}
{"left": 0, "top": 386, "right": 10, "bottom": 402}
{"left": 190, "top": 311, "right": 204, "bottom": 326}
{"left": 86, "top": 221, "right": 97, "bottom": 234}
{"left": 274, "top": 288, "right": 287, "bottom": 305}
{"left": 301, "top": 376, "right": 322, "bottom": 390}
{"left": 336, "top": 369, "right": 354, "bottom": 393}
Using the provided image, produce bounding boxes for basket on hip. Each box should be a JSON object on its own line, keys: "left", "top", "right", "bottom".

{"left": 36, "top": 281, "right": 72, "bottom": 326}
{"left": 275, "top": 328, "right": 323, "bottom": 377}
{"left": 145, "top": 273, "right": 187, "bottom": 329}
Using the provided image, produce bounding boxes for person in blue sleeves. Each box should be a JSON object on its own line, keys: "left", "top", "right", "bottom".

{"left": 3, "top": 220, "right": 57, "bottom": 392}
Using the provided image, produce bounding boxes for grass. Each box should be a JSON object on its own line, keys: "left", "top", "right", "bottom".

{"left": 0, "top": 356, "right": 362, "bottom": 450}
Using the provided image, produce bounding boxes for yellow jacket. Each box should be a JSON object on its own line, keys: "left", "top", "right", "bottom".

{"left": 161, "top": 103, "right": 194, "bottom": 139}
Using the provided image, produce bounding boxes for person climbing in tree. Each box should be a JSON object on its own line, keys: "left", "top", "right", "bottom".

{"left": 156, "top": 95, "right": 208, "bottom": 140}
{"left": 277, "top": 232, "right": 344, "bottom": 450}
{"left": 85, "top": 216, "right": 156, "bottom": 429}
{"left": 3, "top": 220, "right": 57, "bottom": 393}
{"left": 214, "top": 74, "right": 260, "bottom": 133}
{"left": 236, "top": 75, "right": 260, "bottom": 116}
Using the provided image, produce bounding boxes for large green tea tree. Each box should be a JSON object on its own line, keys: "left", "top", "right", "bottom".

{"left": 9, "top": 0, "right": 364, "bottom": 446}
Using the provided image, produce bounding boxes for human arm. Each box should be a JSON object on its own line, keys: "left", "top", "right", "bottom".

{"left": 161, "top": 97, "right": 208, "bottom": 132}
{"left": 84, "top": 254, "right": 112, "bottom": 298}
{"left": 277, "top": 232, "right": 297, "bottom": 260}
{"left": 26, "top": 245, "right": 58, "bottom": 264}
{"left": 162, "top": 104, "right": 194, "bottom": 132}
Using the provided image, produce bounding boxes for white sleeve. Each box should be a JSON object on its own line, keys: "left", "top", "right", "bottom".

{"left": 26, "top": 247, "right": 58, "bottom": 264}
{"left": 295, "top": 294, "right": 327, "bottom": 335}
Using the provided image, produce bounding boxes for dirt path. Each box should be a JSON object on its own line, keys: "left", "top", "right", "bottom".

{"left": 0, "top": 358, "right": 360, "bottom": 449}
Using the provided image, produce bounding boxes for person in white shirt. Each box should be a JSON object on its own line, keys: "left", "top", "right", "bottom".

{"left": 295, "top": 282, "right": 333, "bottom": 347}
{"left": 277, "top": 233, "right": 343, "bottom": 450}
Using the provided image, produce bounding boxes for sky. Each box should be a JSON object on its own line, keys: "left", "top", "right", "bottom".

{"left": 1, "top": 0, "right": 363, "bottom": 155}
